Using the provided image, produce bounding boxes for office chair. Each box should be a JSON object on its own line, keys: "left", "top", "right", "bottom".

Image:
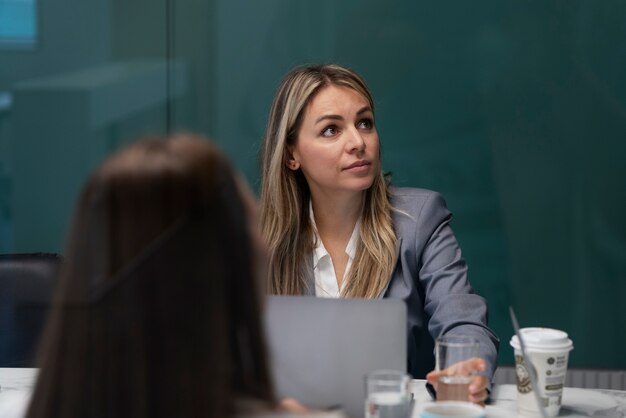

{"left": 0, "top": 253, "right": 62, "bottom": 367}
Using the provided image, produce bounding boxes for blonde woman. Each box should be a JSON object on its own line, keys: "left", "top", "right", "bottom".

{"left": 260, "top": 64, "right": 499, "bottom": 404}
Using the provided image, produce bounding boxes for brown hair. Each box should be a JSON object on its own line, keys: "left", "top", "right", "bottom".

{"left": 260, "top": 64, "right": 397, "bottom": 298}
{"left": 27, "top": 134, "right": 275, "bottom": 418}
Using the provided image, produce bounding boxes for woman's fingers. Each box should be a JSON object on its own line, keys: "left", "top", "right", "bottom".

{"left": 433, "top": 357, "right": 486, "bottom": 378}
{"left": 427, "top": 358, "right": 489, "bottom": 406}
{"left": 468, "top": 375, "right": 489, "bottom": 406}
{"left": 280, "top": 398, "right": 311, "bottom": 414}
{"left": 449, "top": 357, "right": 485, "bottom": 375}
{"left": 425, "top": 370, "right": 443, "bottom": 389}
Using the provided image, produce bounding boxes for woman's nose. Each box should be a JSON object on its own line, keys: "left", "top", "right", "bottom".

{"left": 346, "top": 128, "right": 366, "bottom": 153}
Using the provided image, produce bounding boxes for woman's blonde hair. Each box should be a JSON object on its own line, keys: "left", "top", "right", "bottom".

{"left": 260, "top": 64, "right": 397, "bottom": 298}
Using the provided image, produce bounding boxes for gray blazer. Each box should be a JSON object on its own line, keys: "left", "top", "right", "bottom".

{"left": 303, "top": 187, "right": 499, "bottom": 380}
{"left": 383, "top": 187, "right": 499, "bottom": 379}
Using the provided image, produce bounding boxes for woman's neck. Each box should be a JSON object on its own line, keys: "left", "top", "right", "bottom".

{"left": 310, "top": 190, "right": 363, "bottom": 241}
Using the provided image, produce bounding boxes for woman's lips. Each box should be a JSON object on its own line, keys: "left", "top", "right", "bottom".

{"left": 344, "top": 160, "right": 371, "bottom": 170}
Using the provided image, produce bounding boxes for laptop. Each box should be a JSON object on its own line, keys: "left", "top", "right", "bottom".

{"left": 264, "top": 295, "right": 407, "bottom": 418}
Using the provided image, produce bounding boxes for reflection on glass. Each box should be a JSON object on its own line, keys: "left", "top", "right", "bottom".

{"left": 0, "top": 0, "right": 624, "bottom": 373}
{"left": 0, "top": 0, "right": 37, "bottom": 49}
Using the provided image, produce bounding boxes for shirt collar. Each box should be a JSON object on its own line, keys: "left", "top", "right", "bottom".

{"left": 309, "top": 201, "right": 360, "bottom": 269}
{"left": 345, "top": 217, "right": 360, "bottom": 259}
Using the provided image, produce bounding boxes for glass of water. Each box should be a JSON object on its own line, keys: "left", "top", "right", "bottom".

{"left": 435, "top": 335, "right": 480, "bottom": 402}
{"left": 365, "top": 369, "right": 411, "bottom": 418}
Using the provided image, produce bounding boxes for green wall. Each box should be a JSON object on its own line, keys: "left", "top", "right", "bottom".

{"left": 1, "top": 0, "right": 625, "bottom": 369}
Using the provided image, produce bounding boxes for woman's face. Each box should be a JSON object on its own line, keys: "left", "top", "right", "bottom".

{"left": 289, "top": 85, "right": 380, "bottom": 200}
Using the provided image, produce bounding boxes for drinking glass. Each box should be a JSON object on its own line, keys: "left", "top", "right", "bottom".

{"left": 435, "top": 335, "right": 480, "bottom": 402}
{"left": 365, "top": 369, "right": 411, "bottom": 418}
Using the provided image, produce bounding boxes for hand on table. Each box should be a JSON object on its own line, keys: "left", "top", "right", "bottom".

{"left": 279, "top": 397, "right": 312, "bottom": 414}
{"left": 425, "top": 357, "right": 489, "bottom": 406}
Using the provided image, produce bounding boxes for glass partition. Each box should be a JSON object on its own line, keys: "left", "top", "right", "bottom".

{"left": 1, "top": 0, "right": 624, "bottom": 370}
{"left": 0, "top": 0, "right": 169, "bottom": 254}
{"left": 0, "top": 0, "right": 38, "bottom": 49}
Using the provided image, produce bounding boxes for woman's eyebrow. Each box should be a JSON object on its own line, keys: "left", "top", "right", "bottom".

{"left": 315, "top": 114, "right": 343, "bottom": 125}
{"left": 314, "top": 106, "right": 372, "bottom": 125}
{"left": 356, "top": 106, "right": 372, "bottom": 116}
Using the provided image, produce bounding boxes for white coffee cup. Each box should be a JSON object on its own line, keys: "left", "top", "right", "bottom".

{"left": 419, "top": 401, "right": 485, "bottom": 418}
{"left": 510, "top": 327, "right": 574, "bottom": 417}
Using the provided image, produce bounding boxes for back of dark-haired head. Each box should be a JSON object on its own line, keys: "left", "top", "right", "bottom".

{"left": 27, "top": 134, "right": 275, "bottom": 418}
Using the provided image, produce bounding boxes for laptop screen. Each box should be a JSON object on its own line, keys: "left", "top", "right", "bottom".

{"left": 264, "top": 295, "right": 407, "bottom": 418}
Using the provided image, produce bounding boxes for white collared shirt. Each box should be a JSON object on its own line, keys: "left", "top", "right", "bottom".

{"left": 310, "top": 202, "right": 360, "bottom": 298}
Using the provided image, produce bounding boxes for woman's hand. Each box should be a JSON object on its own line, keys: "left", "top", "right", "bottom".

{"left": 279, "top": 397, "right": 311, "bottom": 414}
{"left": 425, "top": 357, "right": 489, "bottom": 406}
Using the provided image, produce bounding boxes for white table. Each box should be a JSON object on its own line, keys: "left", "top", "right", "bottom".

{"left": 410, "top": 379, "right": 626, "bottom": 418}
{"left": 1, "top": 369, "right": 625, "bottom": 418}
{"left": 0, "top": 369, "right": 37, "bottom": 418}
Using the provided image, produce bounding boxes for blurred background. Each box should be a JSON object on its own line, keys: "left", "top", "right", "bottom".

{"left": 0, "top": 0, "right": 624, "bottom": 369}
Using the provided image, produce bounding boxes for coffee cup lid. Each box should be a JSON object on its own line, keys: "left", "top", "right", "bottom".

{"left": 509, "top": 327, "right": 574, "bottom": 352}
